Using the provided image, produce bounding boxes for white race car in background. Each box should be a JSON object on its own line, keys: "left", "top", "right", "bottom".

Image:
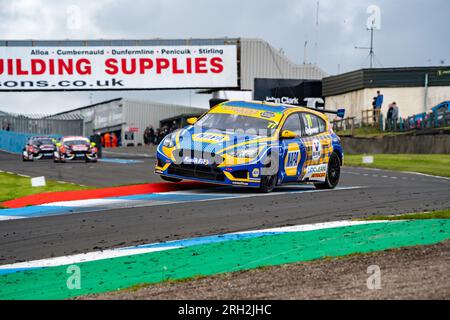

{"left": 53, "top": 136, "right": 98, "bottom": 163}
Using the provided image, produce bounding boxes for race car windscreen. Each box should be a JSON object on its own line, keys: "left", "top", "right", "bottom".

{"left": 194, "top": 113, "right": 278, "bottom": 137}
{"left": 32, "top": 138, "right": 54, "bottom": 145}
{"left": 63, "top": 140, "right": 90, "bottom": 146}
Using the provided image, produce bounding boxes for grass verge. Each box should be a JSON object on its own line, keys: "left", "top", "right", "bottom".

{"left": 344, "top": 154, "right": 450, "bottom": 178}
{"left": 0, "top": 171, "right": 92, "bottom": 204}
{"left": 361, "top": 209, "right": 450, "bottom": 221}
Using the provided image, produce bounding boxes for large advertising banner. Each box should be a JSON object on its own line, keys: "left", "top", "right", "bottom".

{"left": 0, "top": 45, "right": 238, "bottom": 91}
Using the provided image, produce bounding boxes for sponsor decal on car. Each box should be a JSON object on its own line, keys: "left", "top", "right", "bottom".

{"left": 303, "top": 164, "right": 328, "bottom": 181}
{"left": 284, "top": 143, "right": 301, "bottom": 177}
{"left": 252, "top": 168, "right": 260, "bottom": 177}
{"left": 72, "top": 146, "right": 88, "bottom": 152}
{"left": 183, "top": 156, "right": 209, "bottom": 165}
{"left": 192, "top": 133, "right": 229, "bottom": 143}
{"left": 311, "top": 139, "right": 322, "bottom": 161}
{"left": 260, "top": 111, "right": 276, "bottom": 119}
{"left": 232, "top": 181, "right": 249, "bottom": 186}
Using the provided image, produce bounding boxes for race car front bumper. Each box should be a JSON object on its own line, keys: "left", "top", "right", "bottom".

{"left": 54, "top": 151, "right": 98, "bottom": 161}
{"left": 155, "top": 150, "right": 263, "bottom": 188}
{"left": 23, "top": 150, "right": 55, "bottom": 160}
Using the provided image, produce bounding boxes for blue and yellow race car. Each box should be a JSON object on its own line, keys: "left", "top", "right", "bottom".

{"left": 155, "top": 100, "right": 344, "bottom": 193}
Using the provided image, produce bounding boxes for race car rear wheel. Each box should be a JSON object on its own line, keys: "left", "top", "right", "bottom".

{"left": 315, "top": 152, "right": 341, "bottom": 190}
{"left": 161, "top": 176, "right": 183, "bottom": 183}
{"left": 259, "top": 174, "right": 277, "bottom": 193}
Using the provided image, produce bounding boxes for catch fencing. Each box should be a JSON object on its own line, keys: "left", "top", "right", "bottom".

{"left": 0, "top": 113, "right": 83, "bottom": 136}
{"left": 333, "top": 108, "right": 450, "bottom": 134}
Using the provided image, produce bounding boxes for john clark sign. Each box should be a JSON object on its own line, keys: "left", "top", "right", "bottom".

{"left": 0, "top": 45, "right": 238, "bottom": 91}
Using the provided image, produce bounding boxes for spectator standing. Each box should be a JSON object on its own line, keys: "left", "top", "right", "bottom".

{"left": 155, "top": 128, "right": 161, "bottom": 144}
{"left": 170, "top": 121, "right": 178, "bottom": 133}
{"left": 391, "top": 102, "right": 399, "bottom": 122}
{"left": 375, "top": 91, "right": 384, "bottom": 109}
{"left": 143, "top": 127, "right": 149, "bottom": 145}
{"left": 374, "top": 91, "right": 384, "bottom": 124}
{"left": 104, "top": 132, "right": 111, "bottom": 148}
{"left": 149, "top": 126, "right": 155, "bottom": 145}
{"left": 372, "top": 97, "right": 378, "bottom": 123}
{"left": 387, "top": 102, "right": 399, "bottom": 131}
{"left": 111, "top": 133, "right": 118, "bottom": 148}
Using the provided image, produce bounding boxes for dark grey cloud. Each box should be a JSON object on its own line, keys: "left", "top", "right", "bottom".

{"left": 0, "top": 0, "right": 448, "bottom": 114}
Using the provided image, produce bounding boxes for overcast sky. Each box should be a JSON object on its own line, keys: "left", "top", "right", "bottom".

{"left": 0, "top": 0, "right": 449, "bottom": 114}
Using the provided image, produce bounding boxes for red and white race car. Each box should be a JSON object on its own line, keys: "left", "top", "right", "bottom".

{"left": 53, "top": 136, "right": 98, "bottom": 163}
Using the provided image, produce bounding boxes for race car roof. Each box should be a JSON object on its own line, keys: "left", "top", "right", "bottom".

{"left": 222, "top": 101, "right": 290, "bottom": 113}
{"left": 220, "top": 100, "right": 324, "bottom": 116}
{"left": 62, "top": 136, "right": 89, "bottom": 141}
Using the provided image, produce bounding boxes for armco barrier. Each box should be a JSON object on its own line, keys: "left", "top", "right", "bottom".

{"left": 0, "top": 130, "right": 61, "bottom": 154}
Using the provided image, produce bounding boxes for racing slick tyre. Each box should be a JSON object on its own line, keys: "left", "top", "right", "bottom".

{"left": 314, "top": 152, "right": 341, "bottom": 190}
{"left": 259, "top": 174, "right": 277, "bottom": 193}
{"left": 161, "top": 176, "right": 183, "bottom": 183}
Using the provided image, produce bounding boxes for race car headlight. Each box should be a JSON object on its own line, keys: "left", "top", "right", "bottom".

{"left": 228, "top": 147, "right": 260, "bottom": 159}
{"left": 162, "top": 134, "right": 176, "bottom": 148}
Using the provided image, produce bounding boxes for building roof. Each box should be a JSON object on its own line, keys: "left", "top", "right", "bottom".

{"left": 50, "top": 98, "right": 123, "bottom": 118}
{"left": 323, "top": 66, "right": 450, "bottom": 97}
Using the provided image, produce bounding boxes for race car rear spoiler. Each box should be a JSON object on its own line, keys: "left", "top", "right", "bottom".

{"left": 302, "top": 106, "right": 346, "bottom": 118}
{"left": 209, "top": 99, "right": 346, "bottom": 118}
{"left": 209, "top": 99, "right": 229, "bottom": 108}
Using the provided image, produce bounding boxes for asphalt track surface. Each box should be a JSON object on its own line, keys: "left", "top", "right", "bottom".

{"left": 0, "top": 150, "right": 157, "bottom": 186}
{"left": 0, "top": 150, "right": 449, "bottom": 264}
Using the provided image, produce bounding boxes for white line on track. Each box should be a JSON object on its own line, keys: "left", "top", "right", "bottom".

{"left": 401, "top": 171, "right": 450, "bottom": 181}
{"left": 345, "top": 167, "right": 449, "bottom": 182}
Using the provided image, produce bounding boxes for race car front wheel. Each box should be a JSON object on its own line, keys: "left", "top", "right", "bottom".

{"left": 259, "top": 174, "right": 277, "bottom": 193}
{"left": 315, "top": 152, "right": 341, "bottom": 190}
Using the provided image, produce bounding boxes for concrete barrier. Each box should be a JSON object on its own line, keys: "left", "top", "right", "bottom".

{"left": 341, "top": 134, "right": 450, "bottom": 154}
{"left": 0, "top": 130, "right": 61, "bottom": 154}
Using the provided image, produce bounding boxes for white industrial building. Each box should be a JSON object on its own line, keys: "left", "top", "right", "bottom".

{"left": 51, "top": 98, "right": 206, "bottom": 146}
{"left": 323, "top": 67, "right": 450, "bottom": 119}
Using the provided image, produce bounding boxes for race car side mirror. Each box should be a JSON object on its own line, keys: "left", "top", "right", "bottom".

{"left": 187, "top": 117, "right": 198, "bottom": 125}
{"left": 281, "top": 130, "right": 297, "bottom": 140}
